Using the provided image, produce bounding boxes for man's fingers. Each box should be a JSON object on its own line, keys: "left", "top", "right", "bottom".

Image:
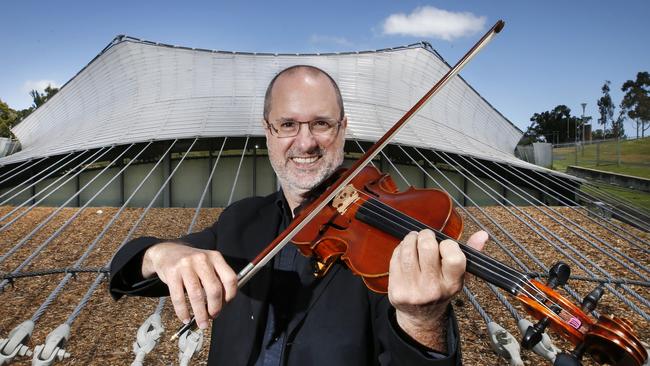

{"left": 398, "top": 231, "right": 420, "bottom": 274}
{"left": 182, "top": 270, "right": 210, "bottom": 329}
{"left": 194, "top": 260, "right": 224, "bottom": 319}
{"left": 211, "top": 252, "right": 238, "bottom": 302}
{"left": 439, "top": 239, "right": 466, "bottom": 288}
{"left": 466, "top": 230, "right": 489, "bottom": 251}
{"left": 416, "top": 229, "right": 439, "bottom": 275}
{"left": 167, "top": 273, "right": 191, "bottom": 324}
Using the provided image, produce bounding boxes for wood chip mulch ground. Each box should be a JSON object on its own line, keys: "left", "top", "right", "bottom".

{"left": 0, "top": 205, "right": 648, "bottom": 365}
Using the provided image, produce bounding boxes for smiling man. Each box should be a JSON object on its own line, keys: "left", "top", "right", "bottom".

{"left": 109, "top": 65, "right": 487, "bottom": 365}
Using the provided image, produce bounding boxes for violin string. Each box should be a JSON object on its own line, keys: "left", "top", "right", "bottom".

{"left": 345, "top": 192, "right": 563, "bottom": 317}
{"left": 347, "top": 189, "right": 553, "bottom": 301}
{"left": 342, "top": 187, "right": 568, "bottom": 317}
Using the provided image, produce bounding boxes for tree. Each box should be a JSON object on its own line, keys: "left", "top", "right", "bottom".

{"left": 0, "top": 99, "right": 18, "bottom": 139}
{"left": 526, "top": 105, "right": 582, "bottom": 144}
{"left": 621, "top": 71, "right": 650, "bottom": 138}
{"left": 0, "top": 85, "right": 59, "bottom": 138}
{"left": 29, "top": 84, "right": 59, "bottom": 109}
{"left": 597, "top": 81, "right": 613, "bottom": 138}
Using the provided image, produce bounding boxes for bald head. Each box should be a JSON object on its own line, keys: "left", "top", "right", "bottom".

{"left": 263, "top": 65, "right": 344, "bottom": 121}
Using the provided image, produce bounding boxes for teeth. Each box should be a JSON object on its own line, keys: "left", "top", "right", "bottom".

{"left": 292, "top": 156, "right": 319, "bottom": 164}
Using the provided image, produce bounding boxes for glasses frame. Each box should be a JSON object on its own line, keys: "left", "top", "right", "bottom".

{"left": 264, "top": 118, "right": 342, "bottom": 138}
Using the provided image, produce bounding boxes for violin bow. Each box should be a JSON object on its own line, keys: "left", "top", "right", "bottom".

{"left": 172, "top": 20, "right": 506, "bottom": 341}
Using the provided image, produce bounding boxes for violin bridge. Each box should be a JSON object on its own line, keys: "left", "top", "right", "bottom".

{"left": 332, "top": 185, "right": 360, "bottom": 215}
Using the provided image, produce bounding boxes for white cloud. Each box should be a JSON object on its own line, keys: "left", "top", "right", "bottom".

{"left": 309, "top": 35, "right": 354, "bottom": 48}
{"left": 382, "top": 6, "right": 486, "bottom": 41}
{"left": 22, "top": 79, "right": 60, "bottom": 93}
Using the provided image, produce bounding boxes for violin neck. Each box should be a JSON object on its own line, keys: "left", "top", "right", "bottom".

{"left": 356, "top": 197, "right": 528, "bottom": 295}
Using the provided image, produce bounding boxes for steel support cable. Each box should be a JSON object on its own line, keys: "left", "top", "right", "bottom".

{"left": 538, "top": 173, "right": 650, "bottom": 247}
{"left": 382, "top": 146, "right": 528, "bottom": 324}
{"left": 373, "top": 144, "right": 530, "bottom": 323}
{"left": 370, "top": 143, "right": 535, "bottom": 314}
{"left": 149, "top": 136, "right": 227, "bottom": 319}
{"left": 227, "top": 136, "right": 249, "bottom": 206}
{"left": 405, "top": 147, "right": 542, "bottom": 273}
{"left": 462, "top": 155, "right": 650, "bottom": 280}
{"left": 504, "top": 163, "right": 650, "bottom": 255}
{"left": 398, "top": 146, "right": 549, "bottom": 318}
{"left": 133, "top": 137, "right": 228, "bottom": 364}
{"left": 542, "top": 171, "right": 650, "bottom": 231}
{"left": 379, "top": 151, "right": 410, "bottom": 187}
{"left": 0, "top": 150, "right": 116, "bottom": 270}
{"left": 0, "top": 157, "right": 41, "bottom": 184}
{"left": 439, "top": 150, "right": 650, "bottom": 313}
{"left": 413, "top": 144, "right": 594, "bottom": 311}
{"left": 0, "top": 145, "right": 128, "bottom": 292}
{"left": 351, "top": 138, "right": 377, "bottom": 169}
{"left": 0, "top": 150, "right": 111, "bottom": 266}
{"left": 0, "top": 157, "right": 61, "bottom": 200}
{"left": 0, "top": 141, "right": 174, "bottom": 365}
{"left": 0, "top": 147, "right": 112, "bottom": 230}
{"left": 579, "top": 183, "right": 650, "bottom": 231}
{"left": 522, "top": 168, "right": 650, "bottom": 251}
{"left": 67, "top": 138, "right": 197, "bottom": 325}
{"left": 434, "top": 150, "right": 649, "bottom": 319}
{"left": 188, "top": 137, "right": 228, "bottom": 237}
{"left": 28, "top": 142, "right": 152, "bottom": 323}
{"left": 410, "top": 146, "right": 599, "bottom": 318}
{"left": 0, "top": 151, "right": 77, "bottom": 204}
{"left": 457, "top": 155, "right": 650, "bottom": 308}
{"left": 1, "top": 267, "right": 108, "bottom": 280}
{"left": 463, "top": 286, "right": 493, "bottom": 323}
{"left": 580, "top": 179, "right": 650, "bottom": 221}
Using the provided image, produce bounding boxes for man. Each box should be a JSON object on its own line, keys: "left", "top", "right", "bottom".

{"left": 110, "top": 65, "right": 488, "bottom": 365}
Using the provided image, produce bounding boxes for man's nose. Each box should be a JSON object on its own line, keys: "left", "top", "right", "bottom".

{"left": 293, "top": 123, "right": 318, "bottom": 151}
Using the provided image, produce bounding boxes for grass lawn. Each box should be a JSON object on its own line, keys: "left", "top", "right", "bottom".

{"left": 552, "top": 137, "right": 650, "bottom": 210}
{"left": 583, "top": 183, "right": 650, "bottom": 211}
{"left": 552, "top": 137, "right": 650, "bottom": 178}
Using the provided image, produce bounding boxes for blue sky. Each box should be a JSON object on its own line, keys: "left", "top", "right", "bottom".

{"left": 1, "top": 1, "right": 648, "bottom": 136}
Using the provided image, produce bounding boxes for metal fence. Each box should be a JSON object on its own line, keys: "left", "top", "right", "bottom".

{"left": 552, "top": 136, "right": 650, "bottom": 169}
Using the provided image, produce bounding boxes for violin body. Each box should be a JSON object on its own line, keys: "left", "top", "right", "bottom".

{"left": 292, "top": 166, "right": 462, "bottom": 293}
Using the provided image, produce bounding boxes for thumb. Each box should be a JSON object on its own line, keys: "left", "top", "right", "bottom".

{"left": 466, "top": 230, "right": 488, "bottom": 251}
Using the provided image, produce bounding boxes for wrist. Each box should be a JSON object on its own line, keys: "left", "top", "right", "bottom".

{"left": 395, "top": 305, "right": 449, "bottom": 351}
{"left": 141, "top": 242, "right": 170, "bottom": 278}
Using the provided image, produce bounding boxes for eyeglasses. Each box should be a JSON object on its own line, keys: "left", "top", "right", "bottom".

{"left": 265, "top": 118, "right": 341, "bottom": 138}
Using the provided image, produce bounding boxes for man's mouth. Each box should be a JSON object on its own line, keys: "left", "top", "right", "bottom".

{"left": 291, "top": 156, "right": 321, "bottom": 164}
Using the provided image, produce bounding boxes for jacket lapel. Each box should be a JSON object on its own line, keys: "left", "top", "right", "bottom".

{"left": 285, "top": 260, "right": 342, "bottom": 339}
{"left": 236, "top": 196, "right": 282, "bottom": 362}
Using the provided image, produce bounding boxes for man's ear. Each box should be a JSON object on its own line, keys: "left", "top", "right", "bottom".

{"left": 262, "top": 118, "right": 271, "bottom": 138}
{"left": 340, "top": 116, "right": 348, "bottom": 133}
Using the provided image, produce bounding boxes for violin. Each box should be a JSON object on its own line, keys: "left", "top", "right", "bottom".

{"left": 292, "top": 165, "right": 648, "bottom": 366}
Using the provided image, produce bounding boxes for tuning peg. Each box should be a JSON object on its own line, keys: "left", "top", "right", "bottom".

{"left": 521, "top": 317, "right": 550, "bottom": 349}
{"left": 547, "top": 262, "right": 570, "bottom": 289}
{"left": 554, "top": 344, "right": 586, "bottom": 366}
{"left": 581, "top": 284, "right": 605, "bottom": 313}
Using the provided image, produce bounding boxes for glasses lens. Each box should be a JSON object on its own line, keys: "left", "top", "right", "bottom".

{"left": 310, "top": 120, "right": 337, "bottom": 135}
{"left": 270, "top": 119, "right": 339, "bottom": 137}
{"left": 276, "top": 121, "right": 298, "bottom": 137}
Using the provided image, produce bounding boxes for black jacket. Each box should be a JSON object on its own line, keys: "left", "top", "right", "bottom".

{"left": 109, "top": 191, "right": 461, "bottom": 365}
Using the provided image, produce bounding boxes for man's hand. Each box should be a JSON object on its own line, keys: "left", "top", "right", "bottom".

{"left": 142, "top": 243, "right": 238, "bottom": 329}
{"left": 388, "top": 229, "right": 488, "bottom": 351}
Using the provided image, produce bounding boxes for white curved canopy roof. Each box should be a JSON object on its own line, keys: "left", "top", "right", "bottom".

{"left": 2, "top": 36, "right": 522, "bottom": 166}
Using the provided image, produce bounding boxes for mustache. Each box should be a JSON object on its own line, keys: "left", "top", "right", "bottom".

{"left": 287, "top": 147, "right": 324, "bottom": 158}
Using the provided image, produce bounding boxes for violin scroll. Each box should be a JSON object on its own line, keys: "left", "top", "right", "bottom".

{"left": 516, "top": 269, "right": 647, "bottom": 366}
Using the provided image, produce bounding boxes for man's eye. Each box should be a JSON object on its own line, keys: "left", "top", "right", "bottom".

{"left": 313, "top": 120, "right": 331, "bottom": 128}
{"left": 280, "top": 121, "right": 296, "bottom": 129}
